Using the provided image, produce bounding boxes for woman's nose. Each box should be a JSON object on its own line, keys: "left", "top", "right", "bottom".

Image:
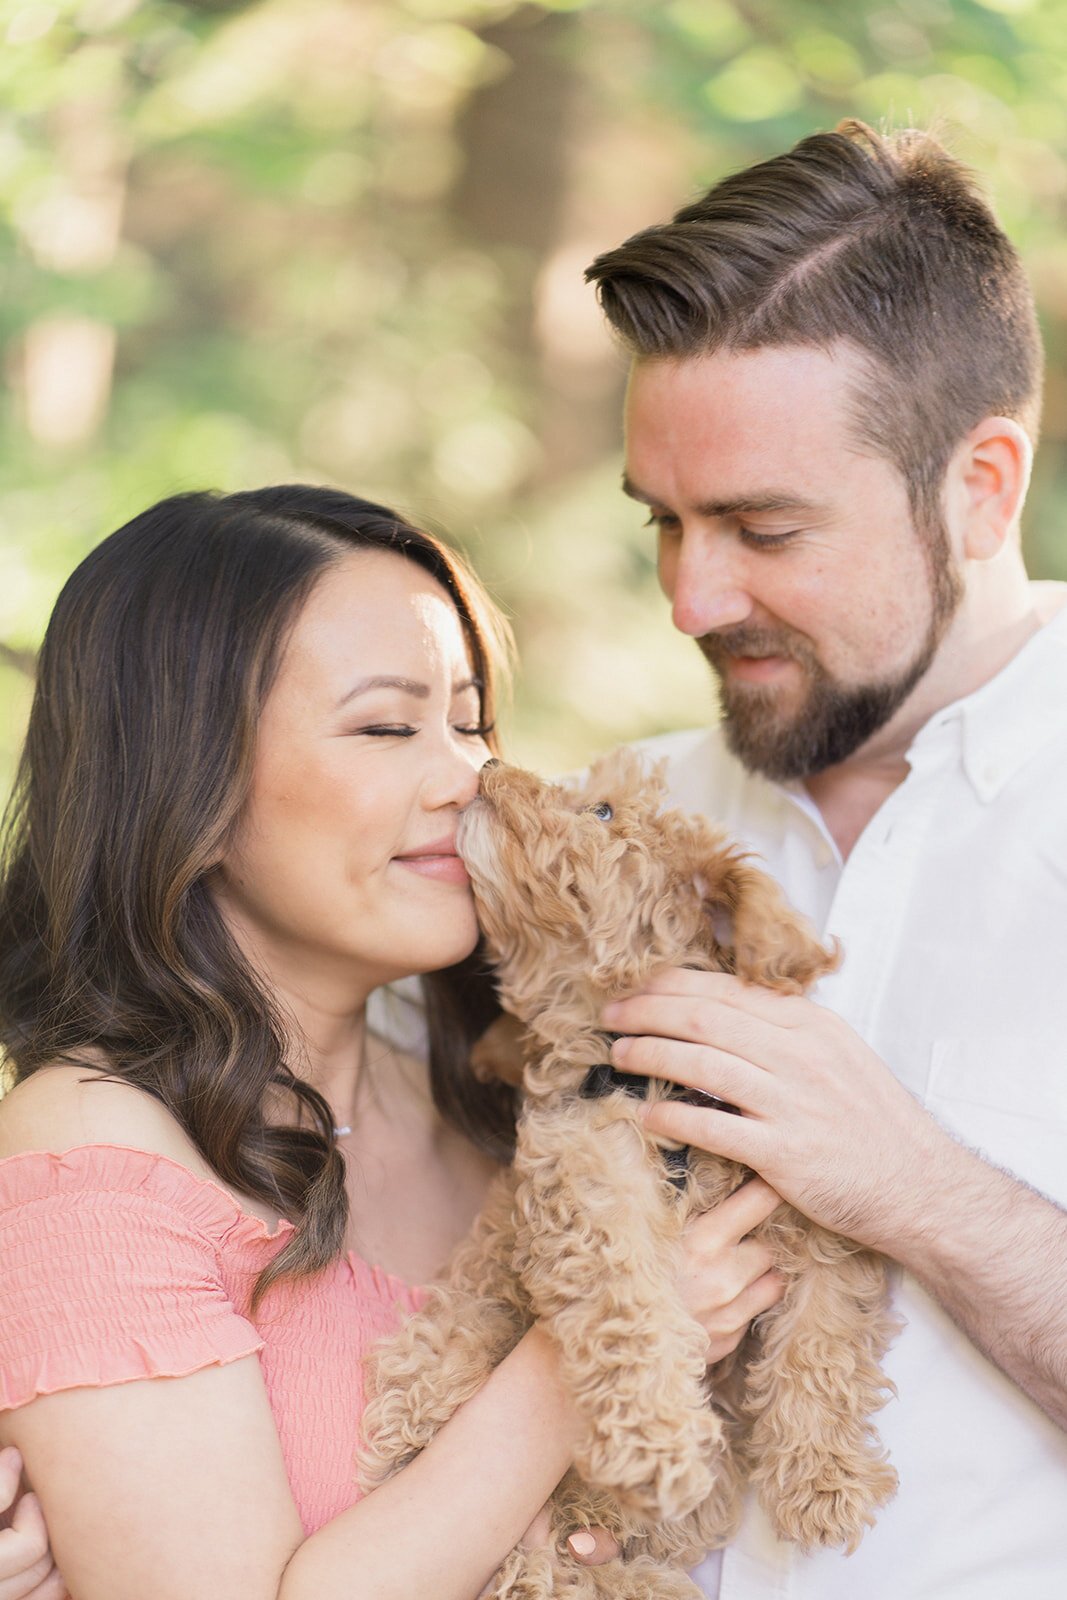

{"left": 427, "top": 743, "right": 484, "bottom": 810}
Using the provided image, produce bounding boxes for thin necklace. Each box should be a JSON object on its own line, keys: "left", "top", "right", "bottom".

{"left": 332, "top": 1028, "right": 370, "bottom": 1140}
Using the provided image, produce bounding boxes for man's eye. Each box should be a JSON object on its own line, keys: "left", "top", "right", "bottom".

{"left": 738, "top": 527, "right": 798, "bottom": 549}
{"left": 644, "top": 511, "right": 680, "bottom": 535}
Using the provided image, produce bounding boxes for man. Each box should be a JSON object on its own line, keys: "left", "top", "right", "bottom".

{"left": 585, "top": 120, "right": 1067, "bottom": 1599}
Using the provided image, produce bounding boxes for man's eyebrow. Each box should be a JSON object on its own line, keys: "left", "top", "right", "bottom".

{"left": 621, "top": 475, "right": 821, "bottom": 518}
{"left": 335, "top": 674, "right": 481, "bottom": 710}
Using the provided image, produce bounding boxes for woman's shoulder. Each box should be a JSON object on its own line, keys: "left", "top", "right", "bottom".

{"left": 0, "top": 1059, "right": 201, "bottom": 1168}
{"left": 0, "top": 1061, "right": 287, "bottom": 1234}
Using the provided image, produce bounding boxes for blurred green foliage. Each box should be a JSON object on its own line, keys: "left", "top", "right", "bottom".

{"left": 2, "top": 0, "right": 1066, "bottom": 785}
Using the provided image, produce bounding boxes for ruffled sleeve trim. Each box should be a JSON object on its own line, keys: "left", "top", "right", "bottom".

{"left": 0, "top": 1143, "right": 296, "bottom": 1251}
{"left": 0, "top": 1145, "right": 284, "bottom": 1414}
{"left": 0, "top": 1315, "right": 265, "bottom": 1411}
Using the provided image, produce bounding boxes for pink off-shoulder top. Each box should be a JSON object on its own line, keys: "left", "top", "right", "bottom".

{"left": 0, "top": 1144, "right": 424, "bottom": 1533}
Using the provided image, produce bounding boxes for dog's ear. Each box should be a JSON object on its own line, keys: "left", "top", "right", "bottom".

{"left": 468, "top": 1011, "right": 530, "bottom": 1088}
{"left": 686, "top": 816, "right": 838, "bottom": 993}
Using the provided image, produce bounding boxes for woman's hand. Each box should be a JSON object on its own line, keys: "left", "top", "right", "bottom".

{"left": 0, "top": 1449, "right": 68, "bottom": 1600}
{"left": 678, "top": 1177, "right": 786, "bottom": 1364}
{"left": 475, "top": 1506, "right": 620, "bottom": 1595}
{"left": 520, "top": 1506, "right": 620, "bottom": 1564}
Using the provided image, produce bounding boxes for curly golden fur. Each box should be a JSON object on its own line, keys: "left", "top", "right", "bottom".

{"left": 360, "top": 749, "right": 898, "bottom": 1597}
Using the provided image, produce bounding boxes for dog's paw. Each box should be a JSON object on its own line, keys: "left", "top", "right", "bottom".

{"left": 575, "top": 1432, "right": 717, "bottom": 1524}
{"left": 767, "top": 1456, "right": 898, "bottom": 1552}
{"left": 583, "top": 1556, "right": 705, "bottom": 1599}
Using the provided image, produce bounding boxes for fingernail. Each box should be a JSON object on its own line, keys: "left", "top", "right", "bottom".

{"left": 601, "top": 1001, "right": 620, "bottom": 1023}
{"left": 609, "top": 1035, "right": 628, "bottom": 1061}
{"left": 568, "top": 1530, "right": 597, "bottom": 1557}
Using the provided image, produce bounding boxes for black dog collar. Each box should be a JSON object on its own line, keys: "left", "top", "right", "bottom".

{"left": 580, "top": 1050, "right": 740, "bottom": 1190}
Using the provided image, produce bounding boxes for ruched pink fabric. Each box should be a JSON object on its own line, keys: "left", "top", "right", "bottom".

{"left": 0, "top": 1144, "right": 423, "bottom": 1533}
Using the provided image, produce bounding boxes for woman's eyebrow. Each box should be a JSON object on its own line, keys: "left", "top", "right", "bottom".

{"left": 335, "top": 674, "right": 482, "bottom": 710}
{"left": 335, "top": 675, "right": 430, "bottom": 709}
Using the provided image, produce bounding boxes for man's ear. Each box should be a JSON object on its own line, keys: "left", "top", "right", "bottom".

{"left": 952, "top": 416, "right": 1032, "bottom": 561}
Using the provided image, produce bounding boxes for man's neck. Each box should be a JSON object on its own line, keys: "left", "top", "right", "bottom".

{"left": 805, "top": 755, "right": 909, "bottom": 862}
{"left": 804, "top": 574, "right": 1052, "bottom": 860}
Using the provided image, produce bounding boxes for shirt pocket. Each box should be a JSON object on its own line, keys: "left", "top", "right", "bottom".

{"left": 926, "top": 1034, "right": 1067, "bottom": 1209}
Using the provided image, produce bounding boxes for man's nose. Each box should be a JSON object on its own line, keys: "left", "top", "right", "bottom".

{"left": 667, "top": 532, "right": 754, "bottom": 637}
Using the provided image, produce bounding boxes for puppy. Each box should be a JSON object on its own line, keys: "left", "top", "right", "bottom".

{"left": 360, "top": 749, "right": 897, "bottom": 1598}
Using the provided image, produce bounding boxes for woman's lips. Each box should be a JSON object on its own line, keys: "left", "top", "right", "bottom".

{"left": 393, "top": 845, "right": 471, "bottom": 885}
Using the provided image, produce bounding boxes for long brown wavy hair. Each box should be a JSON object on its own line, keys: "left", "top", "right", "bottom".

{"left": 0, "top": 485, "right": 516, "bottom": 1304}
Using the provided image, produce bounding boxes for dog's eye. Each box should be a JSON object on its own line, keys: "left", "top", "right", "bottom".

{"left": 586, "top": 802, "right": 614, "bottom": 822}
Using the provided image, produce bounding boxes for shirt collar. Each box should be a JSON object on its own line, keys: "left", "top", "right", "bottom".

{"left": 907, "top": 590, "right": 1067, "bottom": 803}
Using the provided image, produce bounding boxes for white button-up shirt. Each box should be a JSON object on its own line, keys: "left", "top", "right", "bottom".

{"left": 646, "top": 593, "right": 1067, "bottom": 1600}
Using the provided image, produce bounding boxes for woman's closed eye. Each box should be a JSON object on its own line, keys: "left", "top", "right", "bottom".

{"left": 355, "top": 720, "right": 494, "bottom": 740}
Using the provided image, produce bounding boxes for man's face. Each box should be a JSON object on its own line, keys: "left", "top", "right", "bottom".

{"left": 623, "top": 344, "right": 962, "bottom": 781}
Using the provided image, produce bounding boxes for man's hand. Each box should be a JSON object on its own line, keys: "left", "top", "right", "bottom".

{"left": 0, "top": 1449, "right": 68, "bottom": 1600}
{"left": 604, "top": 967, "right": 1067, "bottom": 1428}
{"left": 603, "top": 967, "right": 949, "bottom": 1254}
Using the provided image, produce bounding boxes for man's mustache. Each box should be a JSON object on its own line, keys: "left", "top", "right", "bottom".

{"left": 696, "top": 624, "right": 812, "bottom": 669}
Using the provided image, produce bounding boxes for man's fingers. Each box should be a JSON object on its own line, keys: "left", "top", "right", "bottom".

{"left": 643, "top": 1096, "right": 763, "bottom": 1168}
{"left": 607, "top": 997, "right": 786, "bottom": 1081}
{"left": 567, "top": 1527, "right": 621, "bottom": 1565}
{"left": 612, "top": 1033, "right": 763, "bottom": 1103}
{"left": 606, "top": 969, "right": 806, "bottom": 1026}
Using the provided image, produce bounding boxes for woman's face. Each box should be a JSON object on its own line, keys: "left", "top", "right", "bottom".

{"left": 214, "top": 548, "right": 492, "bottom": 1000}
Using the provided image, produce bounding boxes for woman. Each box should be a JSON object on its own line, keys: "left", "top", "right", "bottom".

{"left": 0, "top": 486, "right": 785, "bottom": 1599}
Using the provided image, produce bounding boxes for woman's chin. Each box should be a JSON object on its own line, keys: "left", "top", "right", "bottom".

{"left": 387, "top": 929, "right": 482, "bottom": 981}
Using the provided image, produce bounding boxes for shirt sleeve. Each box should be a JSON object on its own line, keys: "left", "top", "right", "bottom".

{"left": 0, "top": 1144, "right": 265, "bottom": 1412}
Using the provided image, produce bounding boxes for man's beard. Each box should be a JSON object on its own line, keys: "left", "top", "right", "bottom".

{"left": 699, "top": 521, "right": 963, "bottom": 783}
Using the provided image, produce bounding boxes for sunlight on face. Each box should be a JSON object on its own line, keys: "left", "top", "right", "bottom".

{"left": 214, "top": 549, "right": 492, "bottom": 1001}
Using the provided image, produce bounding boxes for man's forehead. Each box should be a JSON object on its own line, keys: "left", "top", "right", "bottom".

{"left": 624, "top": 342, "right": 864, "bottom": 416}
{"left": 622, "top": 344, "right": 876, "bottom": 503}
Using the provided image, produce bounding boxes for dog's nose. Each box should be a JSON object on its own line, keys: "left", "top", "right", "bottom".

{"left": 481, "top": 757, "right": 502, "bottom": 771}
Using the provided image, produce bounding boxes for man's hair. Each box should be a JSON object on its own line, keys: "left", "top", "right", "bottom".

{"left": 586, "top": 120, "right": 1043, "bottom": 528}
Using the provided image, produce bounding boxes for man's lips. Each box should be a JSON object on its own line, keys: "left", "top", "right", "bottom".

{"left": 721, "top": 653, "right": 796, "bottom": 684}
{"left": 393, "top": 836, "right": 470, "bottom": 885}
